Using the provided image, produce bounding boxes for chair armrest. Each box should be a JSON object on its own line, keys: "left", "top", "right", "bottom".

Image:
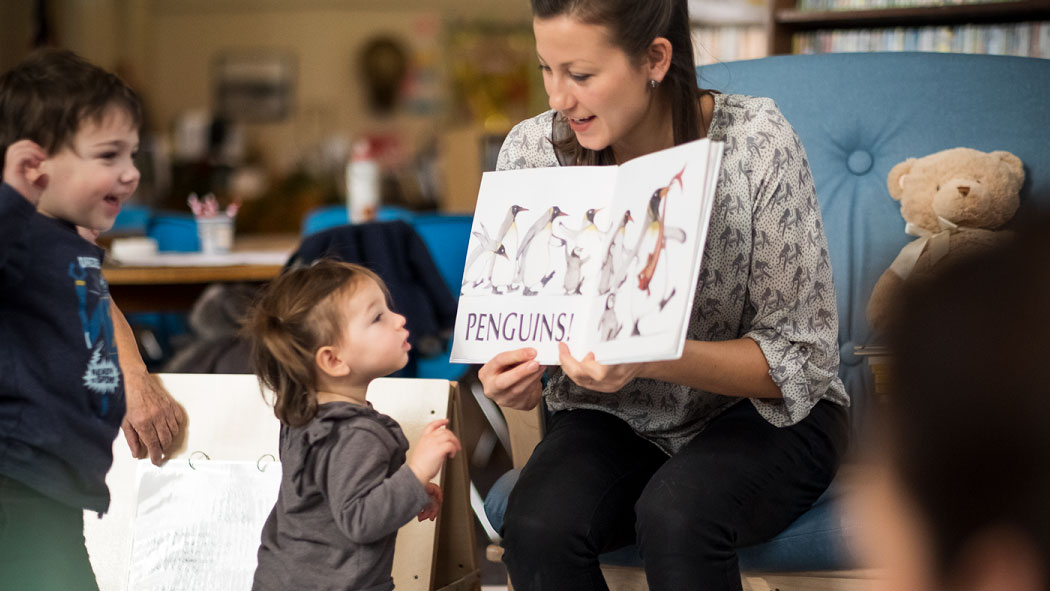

{"left": 503, "top": 406, "right": 544, "bottom": 469}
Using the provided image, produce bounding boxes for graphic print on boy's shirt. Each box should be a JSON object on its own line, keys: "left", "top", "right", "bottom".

{"left": 68, "top": 254, "right": 121, "bottom": 416}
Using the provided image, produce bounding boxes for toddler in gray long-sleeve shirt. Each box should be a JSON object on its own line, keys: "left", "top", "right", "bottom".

{"left": 244, "top": 260, "right": 462, "bottom": 591}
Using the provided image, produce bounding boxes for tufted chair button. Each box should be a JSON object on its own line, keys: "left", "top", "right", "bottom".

{"left": 846, "top": 150, "right": 873, "bottom": 175}
{"left": 839, "top": 341, "right": 861, "bottom": 366}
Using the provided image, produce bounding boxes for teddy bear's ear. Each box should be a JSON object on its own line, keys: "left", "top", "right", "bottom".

{"left": 887, "top": 158, "right": 916, "bottom": 201}
{"left": 991, "top": 151, "right": 1025, "bottom": 188}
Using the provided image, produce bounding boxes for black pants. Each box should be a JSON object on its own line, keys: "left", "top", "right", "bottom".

{"left": 502, "top": 399, "right": 849, "bottom": 591}
{"left": 0, "top": 475, "right": 100, "bottom": 591}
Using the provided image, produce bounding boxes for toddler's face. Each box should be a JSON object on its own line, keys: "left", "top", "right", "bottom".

{"left": 37, "top": 104, "right": 140, "bottom": 233}
{"left": 334, "top": 278, "right": 411, "bottom": 382}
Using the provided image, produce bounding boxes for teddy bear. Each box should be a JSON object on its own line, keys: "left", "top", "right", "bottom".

{"left": 866, "top": 147, "right": 1025, "bottom": 333}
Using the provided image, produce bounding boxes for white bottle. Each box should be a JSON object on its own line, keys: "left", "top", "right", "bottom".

{"left": 347, "top": 140, "right": 379, "bottom": 223}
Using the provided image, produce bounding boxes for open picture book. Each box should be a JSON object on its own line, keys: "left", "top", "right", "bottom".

{"left": 451, "top": 137, "right": 724, "bottom": 365}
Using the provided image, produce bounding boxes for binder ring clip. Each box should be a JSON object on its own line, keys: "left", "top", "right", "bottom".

{"left": 188, "top": 450, "right": 211, "bottom": 470}
{"left": 257, "top": 454, "right": 277, "bottom": 472}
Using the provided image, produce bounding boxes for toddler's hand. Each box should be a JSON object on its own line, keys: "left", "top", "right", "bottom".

{"left": 3, "top": 140, "right": 47, "bottom": 205}
{"left": 407, "top": 419, "right": 461, "bottom": 485}
{"left": 417, "top": 482, "right": 443, "bottom": 522}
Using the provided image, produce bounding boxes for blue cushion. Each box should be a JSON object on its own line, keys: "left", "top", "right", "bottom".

{"left": 402, "top": 214, "right": 474, "bottom": 381}
{"left": 301, "top": 204, "right": 422, "bottom": 237}
{"left": 146, "top": 213, "right": 199, "bottom": 252}
{"left": 484, "top": 468, "right": 858, "bottom": 571}
{"left": 301, "top": 205, "right": 349, "bottom": 236}
{"left": 105, "top": 203, "right": 152, "bottom": 236}
{"left": 410, "top": 213, "right": 473, "bottom": 298}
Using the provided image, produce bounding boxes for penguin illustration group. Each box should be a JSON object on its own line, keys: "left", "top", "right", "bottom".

{"left": 626, "top": 165, "right": 688, "bottom": 336}
{"left": 461, "top": 163, "right": 691, "bottom": 342}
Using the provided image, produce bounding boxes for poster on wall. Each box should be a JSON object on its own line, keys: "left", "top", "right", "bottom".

{"left": 213, "top": 50, "right": 296, "bottom": 123}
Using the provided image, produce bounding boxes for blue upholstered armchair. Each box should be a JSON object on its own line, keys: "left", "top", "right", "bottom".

{"left": 483, "top": 52, "right": 1050, "bottom": 590}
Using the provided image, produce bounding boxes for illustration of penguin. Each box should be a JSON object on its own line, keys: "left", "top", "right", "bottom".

{"left": 566, "top": 208, "right": 605, "bottom": 294}
{"left": 462, "top": 204, "right": 527, "bottom": 290}
{"left": 628, "top": 165, "right": 688, "bottom": 335}
{"left": 562, "top": 245, "right": 589, "bottom": 295}
{"left": 597, "top": 210, "right": 633, "bottom": 295}
{"left": 597, "top": 293, "right": 622, "bottom": 341}
{"left": 515, "top": 206, "right": 569, "bottom": 295}
{"left": 462, "top": 223, "right": 498, "bottom": 289}
{"left": 462, "top": 231, "right": 509, "bottom": 293}
{"left": 488, "top": 243, "right": 515, "bottom": 294}
{"left": 481, "top": 244, "right": 511, "bottom": 293}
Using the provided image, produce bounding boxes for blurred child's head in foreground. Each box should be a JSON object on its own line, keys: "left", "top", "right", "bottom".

{"left": 856, "top": 211, "right": 1050, "bottom": 591}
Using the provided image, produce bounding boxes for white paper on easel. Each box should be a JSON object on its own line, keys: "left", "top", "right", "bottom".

{"left": 126, "top": 460, "right": 281, "bottom": 591}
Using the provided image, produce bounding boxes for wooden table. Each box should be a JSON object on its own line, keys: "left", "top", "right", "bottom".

{"left": 104, "top": 234, "right": 299, "bottom": 313}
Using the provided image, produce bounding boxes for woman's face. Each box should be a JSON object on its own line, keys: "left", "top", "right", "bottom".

{"left": 533, "top": 15, "right": 666, "bottom": 162}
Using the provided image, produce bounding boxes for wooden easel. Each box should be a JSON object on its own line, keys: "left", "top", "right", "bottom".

{"left": 84, "top": 374, "right": 478, "bottom": 591}
{"left": 368, "top": 378, "right": 480, "bottom": 591}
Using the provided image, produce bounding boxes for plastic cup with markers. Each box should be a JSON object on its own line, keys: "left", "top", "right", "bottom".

{"left": 188, "top": 192, "right": 240, "bottom": 255}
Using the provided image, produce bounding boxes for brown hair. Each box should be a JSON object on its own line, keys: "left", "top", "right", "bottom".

{"left": 0, "top": 48, "right": 142, "bottom": 175}
{"left": 244, "top": 259, "right": 389, "bottom": 427}
{"left": 885, "top": 211, "right": 1050, "bottom": 579}
{"left": 533, "top": 0, "right": 704, "bottom": 166}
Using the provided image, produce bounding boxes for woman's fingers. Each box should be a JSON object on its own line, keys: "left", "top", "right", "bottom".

{"left": 490, "top": 347, "right": 537, "bottom": 370}
{"left": 558, "top": 343, "right": 644, "bottom": 392}
{"left": 480, "top": 348, "right": 543, "bottom": 408}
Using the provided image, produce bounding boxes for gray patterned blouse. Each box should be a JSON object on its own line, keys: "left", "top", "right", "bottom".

{"left": 496, "top": 94, "right": 850, "bottom": 455}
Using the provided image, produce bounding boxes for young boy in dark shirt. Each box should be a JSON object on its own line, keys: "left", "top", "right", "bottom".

{"left": 0, "top": 48, "right": 144, "bottom": 590}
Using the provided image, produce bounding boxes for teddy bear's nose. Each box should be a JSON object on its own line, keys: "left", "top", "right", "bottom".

{"left": 958, "top": 186, "right": 970, "bottom": 197}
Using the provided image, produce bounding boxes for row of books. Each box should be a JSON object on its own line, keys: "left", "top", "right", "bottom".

{"left": 793, "top": 21, "right": 1050, "bottom": 57}
{"left": 796, "top": 0, "right": 1012, "bottom": 12}
{"left": 691, "top": 25, "right": 768, "bottom": 65}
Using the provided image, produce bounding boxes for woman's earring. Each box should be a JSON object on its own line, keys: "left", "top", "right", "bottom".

{"left": 648, "top": 79, "right": 660, "bottom": 90}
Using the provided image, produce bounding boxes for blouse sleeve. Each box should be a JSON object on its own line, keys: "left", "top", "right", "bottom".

{"left": 496, "top": 111, "right": 558, "bottom": 172}
{"left": 740, "top": 102, "right": 842, "bottom": 425}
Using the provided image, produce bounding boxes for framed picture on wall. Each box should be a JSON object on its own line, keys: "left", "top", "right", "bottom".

{"left": 213, "top": 50, "right": 296, "bottom": 123}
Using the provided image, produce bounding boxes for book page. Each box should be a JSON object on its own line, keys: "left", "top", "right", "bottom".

{"left": 590, "top": 139, "right": 722, "bottom": 363}
{"left": 452, "top": 166, "right": 618, "bottom": 365}
{"left": 126, "top": 460, "right": 281, "bottom": 591}
{"left": 451, "top": 139, "right": 723, "bottom": 365}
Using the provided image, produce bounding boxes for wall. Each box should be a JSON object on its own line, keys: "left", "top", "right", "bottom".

{"left": 143, "top": 1, "right": 531, "bottom": 174}
{"left": 0, "top": 1, "right": 33, "bottom": 72}
{"left": 1, "top": 0, "right": 536, "bottom": 209}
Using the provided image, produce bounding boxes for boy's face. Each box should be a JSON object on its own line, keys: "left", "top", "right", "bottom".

{"left": 37, "top": 105, "right": 140, "bottom": 233}
{"left": 333, "top": 279, "right": 411, "bottom": 383}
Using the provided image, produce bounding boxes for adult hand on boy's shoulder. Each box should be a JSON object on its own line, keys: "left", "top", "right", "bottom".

{"left": 123, "top": 370, "right": 188, "bottom": 466}
{"left": 3, "top": 139, "right": 48, "bottom": 205}
{"left": 85, "top": 235, "right": 188, "bottom": 465}
{"left": 102, "top": 293, "right": 189, "bottom": 466}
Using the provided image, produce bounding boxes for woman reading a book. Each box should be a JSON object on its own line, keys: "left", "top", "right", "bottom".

{"left": 477, "top": 0, "right": 850, "bottom": 589}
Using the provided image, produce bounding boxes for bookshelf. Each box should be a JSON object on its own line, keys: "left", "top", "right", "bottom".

{"left": 689, "top": 0, "right": 770, "bottom": 64}
{"left": 767, "top": 0, "right": 1050, "bottom": 54}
